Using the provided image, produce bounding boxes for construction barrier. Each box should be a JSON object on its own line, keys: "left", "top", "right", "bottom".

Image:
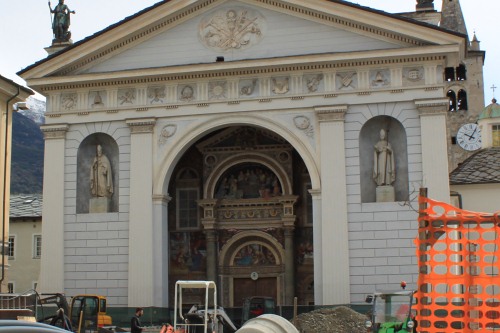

{"left": 417, "top": 191, "right": 500, "bottom": 332}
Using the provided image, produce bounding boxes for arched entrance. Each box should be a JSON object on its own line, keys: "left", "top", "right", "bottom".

{"left": 166, "top": 125, "right": 314, "bottom": 306}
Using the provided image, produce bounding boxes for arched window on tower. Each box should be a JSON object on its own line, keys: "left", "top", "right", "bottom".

{"left": 457, "top": 90, "right": 468, "bottom": 110}
{"left": 445, "top": 67, "right": 455, "bottom": 81}
{"left": 447, "top": 90, "right": 457, "bottom": 111}
{"left": 456, "top": 64, "right": 467, "bottom": 81}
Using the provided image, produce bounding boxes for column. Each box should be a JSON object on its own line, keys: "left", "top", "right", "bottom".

{"left": 316, "top": 105, "right": 350, "bottom": 305}
{"left": 309, "top": 189, "right": 323, "bottom": 305}
{"left": 279, "top": 196, "right": 297, "bottom": 305}
{"left": 126, "top": 118, "right": 156, "bottom": 307}
{"left": 199, "top": 199, "right": 218, "bottom": 282}
{"left": 39, "top": 124, "right": 68, "bottom": 293}
{"left": 415, "top": 99, "right": 450, "bottom": 203}
{"left": 152, "top": 194, "right": 170, "bottom": 307}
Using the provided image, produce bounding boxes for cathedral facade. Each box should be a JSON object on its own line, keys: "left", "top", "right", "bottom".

{"left": 19, "top": 0, "right": 480, "bottom": 307}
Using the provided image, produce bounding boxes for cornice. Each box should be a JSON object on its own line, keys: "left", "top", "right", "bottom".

{"left": 40, "top": 124, "right": 69, "bottom": 139}
{"left": 415, "top": 98, "right": 449, "bottom": 116}
{"left": 315, "top": 105, "right": 348, "bottom": 122}
{"left": 126, "top": 117, "right": 156, "bottom": 133}
{"left": 30, "top": 51, "right": 448, "bottom": 92}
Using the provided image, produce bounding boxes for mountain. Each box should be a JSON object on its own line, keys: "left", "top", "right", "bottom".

{"left": 10, "top": 99, "right": 46, "bottom": 194}
{"left": 21, "top": 97, "right": 46, "bottom": 125}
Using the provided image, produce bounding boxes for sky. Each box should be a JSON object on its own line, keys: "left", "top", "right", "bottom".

{"left": 1, "top": 0, "right": 498, "bottom": 103}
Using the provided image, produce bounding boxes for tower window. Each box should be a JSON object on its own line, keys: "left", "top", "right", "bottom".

{"left": 456, "top": 64, "right": 467, "bottom": 81}
{"left": 447, "top": 90, "right": 457, "bottom": 111}
{"left": 445, "top": 67, "right": 455, "bottom": 81}
{"left": 457, "top": 90, "right": 468, "bottom": 111}
{"left": 493, "top": 125, "right": 500, "bottom": 147}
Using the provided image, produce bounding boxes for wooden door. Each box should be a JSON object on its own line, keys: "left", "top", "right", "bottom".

{"left": 233, "top": 277, "right": 277, "bottom": 306}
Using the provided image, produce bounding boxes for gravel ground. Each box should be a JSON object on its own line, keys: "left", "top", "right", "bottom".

{"left": 293, "top": 306, "right": 368, "bottom": 333}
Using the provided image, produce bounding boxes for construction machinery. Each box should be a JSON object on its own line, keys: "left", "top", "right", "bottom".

{"left": 174, "top": 280, "right": 238, "bottom": 333}
{"left": 0, "top": 292, "right": 112, "bottom": 332}
{"left": 365, "top": 289, "right": 416, "bottom": 333}
{"left": 241, "top": 297, "right": 275, "bottom": 325}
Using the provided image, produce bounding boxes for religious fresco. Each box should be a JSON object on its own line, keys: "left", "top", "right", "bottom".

{"left": 296, "top": 228, "right": 314, "bottom": 265}
{"left": 170, "top": 232, "right": 207, "bottom": 273}
{"left": 233, "top": 244, "right": 276, "bottom": 266}
{"left": 214, "top": 163, "right": 282, "bottom": 199}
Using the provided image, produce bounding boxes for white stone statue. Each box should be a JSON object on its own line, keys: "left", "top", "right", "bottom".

{"left": 373, "top": 129, "right": 396, "bottom": 186}
{"left": 90, "top": 144, "right": 113, "bottom": 198}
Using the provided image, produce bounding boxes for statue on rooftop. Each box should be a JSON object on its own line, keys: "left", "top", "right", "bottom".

{"left": 416, "top": 0, "right": 434, "bottom": 9}
{"left": 48, "top": 0, "right": 76, "bottom": 42}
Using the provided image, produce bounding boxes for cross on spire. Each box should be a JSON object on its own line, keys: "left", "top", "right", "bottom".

{"left": 491, "top": 84, "right": 497, "bottom": 98}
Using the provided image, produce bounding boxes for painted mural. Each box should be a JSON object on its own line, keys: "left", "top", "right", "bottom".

{"left": 170, "top": 232, "right": 207, "bottom": 273}
{"left": 215, "top": 164, "right": 282, "bottom": 199}
{"left": 233, "top": 244, "right": 276, "bottom": 266}
{"left": 296, "top": 228, "right": 314, "bottom": 265}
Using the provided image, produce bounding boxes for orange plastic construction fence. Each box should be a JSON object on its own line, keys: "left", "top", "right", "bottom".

{"left": 416, "top": 194, "right": 500, "bottom": 333}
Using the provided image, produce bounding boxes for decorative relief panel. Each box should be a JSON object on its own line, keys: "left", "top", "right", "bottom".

{"left": 209, "top": 81, "right": 228, "bottom": 100}
{"left": 199, "top": 7, "right": 266, "bottom": 52}
{"left": 239, "top": 78, "right": 259, "bottom": 97}
{"left": 370, "top": 70, "right": 390, "bottom": 88}
{"left": 304, "top": 73, "right": 324, "bottom": 93}
{"left": 178, "top": 84, "right": 196, "bottom": 102}
{"left": 89, "top": 91, "right": 106, "bottom": 108}
{"left": 336, "top": 72, "right": 357, "bottom": 90}
{"left": 158, "top": 124, "right": 177, "bottom": 145}
{"left": 293, "top": 116, "right": 314, "bottom": 137}
{"left": 118, "top": 88, "right": 136, "bottom": 105}
{"left": 271, "top": 76, "right": 290, "bottom": 95}
{"left": 148, "top": 86, "right": 166, "bottom": 105}
{"left": 403, "top": 67, "right": 424, "bottom": 85}
{"left": 60, "top": 93, "right": 77, "bottom": 111}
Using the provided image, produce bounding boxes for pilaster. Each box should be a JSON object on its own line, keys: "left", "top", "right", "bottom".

{"left": 126, "top": 118, "right": 156, "bottom": 307}
{"left": 416, "top": 99, "right": 450, "bottom": 203}
{"left": 38, "top": 124, "right": 68, "bottom": 293}
{"left": 315, "top": 105, "right": 350, "bottom": 305}
{"left": 152, "top": 194, "right": 171, "bottom": 307}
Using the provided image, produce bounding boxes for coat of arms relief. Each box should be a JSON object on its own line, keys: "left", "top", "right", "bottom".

{"left": 199, "top": 7, "right": 266, "bottom": 52}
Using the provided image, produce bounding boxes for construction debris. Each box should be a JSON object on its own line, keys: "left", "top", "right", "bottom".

{"left": 293, "top": 306, "right": 367, "bottom": 333}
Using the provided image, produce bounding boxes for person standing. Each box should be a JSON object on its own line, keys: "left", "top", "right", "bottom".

{"left": 131, "top": 307, "right": 145, "bottom": 333}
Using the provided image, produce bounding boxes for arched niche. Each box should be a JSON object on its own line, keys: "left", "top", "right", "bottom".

{"left": 447, "top": 90, "right": 457, "bottom": 112}
{"left": 76, "top": 133, "right": 119, "bottom": 213}
{"left": 219, "top": 231, "right": 285, "bottom": 267}
{"left": 213, "top": 163, "right": 284, "bottom": 200}
{"left": 359, "top": 116, "right": 409, "bottom": 203}
{"left": 204, "top": 153, "right": 292, "bottom": 199}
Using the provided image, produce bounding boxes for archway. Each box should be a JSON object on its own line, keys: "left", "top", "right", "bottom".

{"left": 164, "top": 125, "right": 314, "bottom": 306}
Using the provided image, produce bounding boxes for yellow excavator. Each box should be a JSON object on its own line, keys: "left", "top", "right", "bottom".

{"left": 0, "top": 292, "right": 112, "bottom": 332}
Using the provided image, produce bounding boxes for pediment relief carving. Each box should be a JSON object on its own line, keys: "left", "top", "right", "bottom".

{"left": 199, "top": 6, "right": 266, "bottom": 52}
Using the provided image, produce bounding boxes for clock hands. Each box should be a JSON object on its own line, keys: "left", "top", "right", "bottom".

{"left": 465, "top": 126, "right": 478, "bottom": 140}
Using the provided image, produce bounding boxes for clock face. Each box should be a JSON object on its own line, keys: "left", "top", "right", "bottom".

{"left": 457, "top": 123, "right": 481, "bottom": 151}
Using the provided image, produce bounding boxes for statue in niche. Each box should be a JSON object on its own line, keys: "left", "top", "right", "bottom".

{"left": 373, "top": 129, "right": 396, "bottom": 186}
{"left": 90, "top": 145, "right": 113, "bottom": 198}
{"left": 49, "top": 0, "right": 75, "bottom": 42}
{"left": 416, "top": 0, "right": 434, "bottom": 9}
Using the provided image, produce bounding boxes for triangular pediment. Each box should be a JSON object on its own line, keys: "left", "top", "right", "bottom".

{"left": 20, "top": 0, "right": 466, "bottom": 80}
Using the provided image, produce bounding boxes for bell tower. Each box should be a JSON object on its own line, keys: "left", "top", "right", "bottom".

{"left": 440, "top": 0, "right": 468, "bottom": 36}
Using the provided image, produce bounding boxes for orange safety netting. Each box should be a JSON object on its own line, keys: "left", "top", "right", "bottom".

{"left": 417, "top": 194, "right": 500, "bottom": 333}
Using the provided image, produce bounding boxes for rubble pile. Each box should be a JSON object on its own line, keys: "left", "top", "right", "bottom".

{"left": 293, "top": 306, "right": 367, "bottom": 333}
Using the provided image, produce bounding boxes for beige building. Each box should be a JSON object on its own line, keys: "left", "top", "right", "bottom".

{"left": 7, "top": 195, "right": 42, "bottom": 293}
{"left": 18, "top": 0, "right": 485, "bottom": 308}
{"left": 0, "top": 76, "right": 33, "bottom": 293}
